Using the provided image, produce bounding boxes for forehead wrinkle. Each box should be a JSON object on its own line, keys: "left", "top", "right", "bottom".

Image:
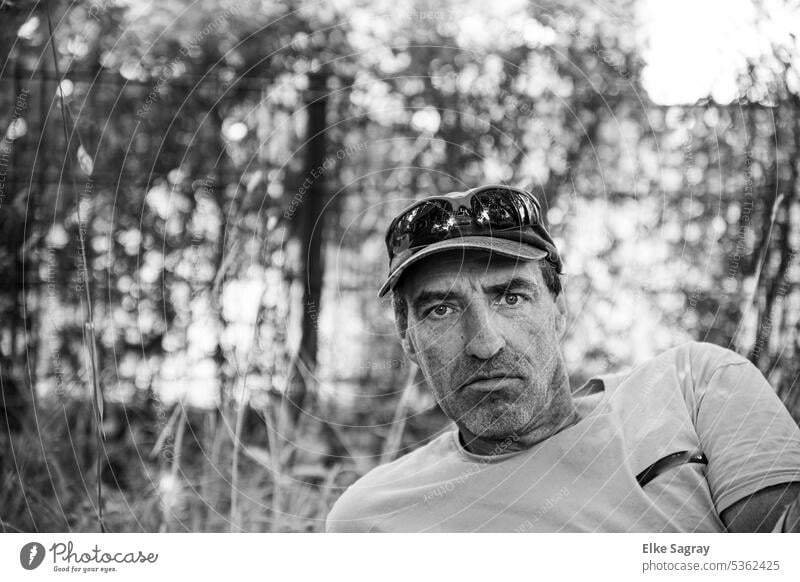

{"left": 401, "top": 251, "right": 541, "bottom": 302}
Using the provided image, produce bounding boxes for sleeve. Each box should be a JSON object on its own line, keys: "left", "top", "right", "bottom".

{"left": 325, "top": 492, "right": 366, "bottom": 532}
{"left": 687, "top": 342, "right": 800, "bottom": 514}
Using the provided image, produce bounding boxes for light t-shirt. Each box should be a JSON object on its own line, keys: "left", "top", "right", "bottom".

{"left": 326, "top": 342, "right": 800, "bottom": 532}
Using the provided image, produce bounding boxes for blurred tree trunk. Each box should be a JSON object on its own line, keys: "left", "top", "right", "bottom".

{"left": 0, "top": 64, "right": 28, "bottom": 431}
{"left": 284, "top": 73, "right": 328, "bottom": 428}
{"left": 0, "top": 53, "right": 44, "bottom": 433}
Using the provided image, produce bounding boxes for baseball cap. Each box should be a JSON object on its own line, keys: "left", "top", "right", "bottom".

{"left": 378, "top": 184, "right": 562, "bottom": 297}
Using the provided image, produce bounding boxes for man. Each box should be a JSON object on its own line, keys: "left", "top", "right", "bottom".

{"left": 326, "top": 184, "right": 800, "bottom": 532}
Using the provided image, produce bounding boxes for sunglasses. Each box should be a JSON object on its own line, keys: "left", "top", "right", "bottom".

{"left": 385, "top": 185, "right": 551, "bottom": 260}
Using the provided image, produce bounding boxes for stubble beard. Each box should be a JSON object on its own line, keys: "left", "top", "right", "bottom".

{"left": 438, "top": 352, "right": 573, "bottom": 442}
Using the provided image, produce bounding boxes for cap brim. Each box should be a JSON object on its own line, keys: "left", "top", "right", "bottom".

{"left": 377, "top": 236, "right": 548, "bottom": 298}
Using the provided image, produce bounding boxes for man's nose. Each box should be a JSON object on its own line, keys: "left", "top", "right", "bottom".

{"left": 463, "top": 303, "right": 506, "bottom": 360}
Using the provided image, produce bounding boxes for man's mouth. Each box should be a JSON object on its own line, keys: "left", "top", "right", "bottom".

{"left": 460, "top": 375, "right": 519, "bottom": 392}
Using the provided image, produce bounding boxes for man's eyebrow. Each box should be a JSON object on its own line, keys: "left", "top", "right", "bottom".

{"left": 482, "top": 277, "right": 539, "bottom": 295}
{"left": 410, "top": 277, "right": 538, "bottom": 312}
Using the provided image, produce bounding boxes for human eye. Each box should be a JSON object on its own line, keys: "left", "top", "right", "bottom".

{"left": 425, "top": 303, "right": 456, "bottom": 319}
{"left": 496, "top": 292, "right": 527, "bottom": 308}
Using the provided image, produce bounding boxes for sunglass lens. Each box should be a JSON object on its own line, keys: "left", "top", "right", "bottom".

{"left": 471, "top": 190, "right": 523, "bottom": 228}
{"left": 389, "top": 201, "right": 451, "bottom": 254}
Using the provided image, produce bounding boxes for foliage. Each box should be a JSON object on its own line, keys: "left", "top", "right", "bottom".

{"left": 0, "top": 0, "right": 798, "bottom": 531}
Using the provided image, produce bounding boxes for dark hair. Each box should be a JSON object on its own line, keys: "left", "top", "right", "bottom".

{"left": 391, "top": 259, "right": 562, "bottom": 339}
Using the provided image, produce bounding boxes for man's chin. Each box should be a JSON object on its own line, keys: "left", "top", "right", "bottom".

{"left": 462, "top": 406, "right": 529, "bottom": 441}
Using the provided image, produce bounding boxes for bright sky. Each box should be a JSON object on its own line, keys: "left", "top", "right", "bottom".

{"left": 345, "top": 0, "right": 798, "bottom": 105}
{"left": 639, "top": 0, "right": 798, "bottom": 104}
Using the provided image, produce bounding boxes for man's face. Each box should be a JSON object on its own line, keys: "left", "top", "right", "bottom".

{"left": 399, "top": 250, "right": 569, "bottom": 440}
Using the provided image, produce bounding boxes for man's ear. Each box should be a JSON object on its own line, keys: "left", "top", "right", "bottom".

{"left": 554, "top": 293, "right": 568, "bottom": 339}
{"left": 401, "top": 333, "right": 419, "bottom": 366}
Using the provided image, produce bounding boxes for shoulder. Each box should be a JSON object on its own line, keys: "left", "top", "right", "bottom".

{"left": 325, "top": 430, "right": 457, "bottom": 532}
{"left": 682, "top": 341, "right": 751, "bottom": 383}
{"left": 599, "top": 342, "right": 749, "bottom": 409}
{"left": 649, "top": 340, "right": 741, "bottom": 367}
{"left": 625, "top": 341, "right": 745, "bottom": 384}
